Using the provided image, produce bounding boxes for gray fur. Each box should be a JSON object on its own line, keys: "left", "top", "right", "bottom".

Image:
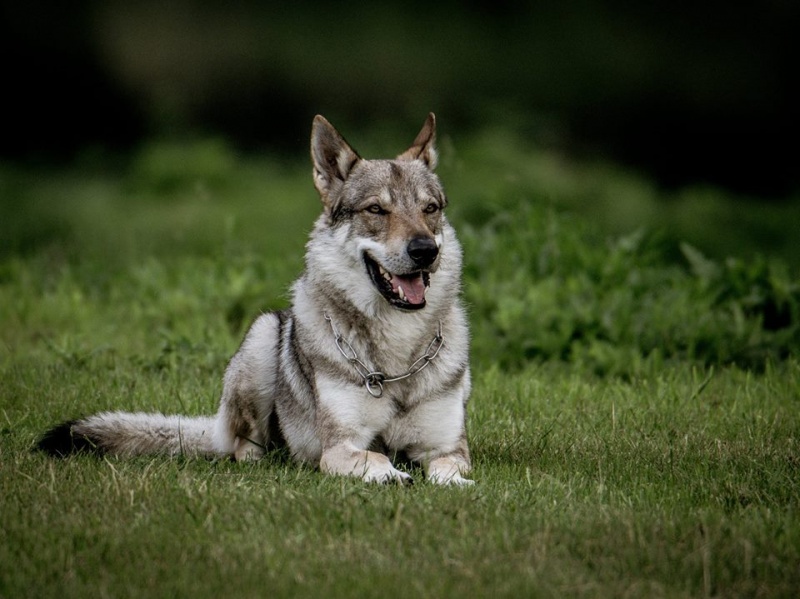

{"left": 38, "top": 114, "right": 473, "bottom": 485}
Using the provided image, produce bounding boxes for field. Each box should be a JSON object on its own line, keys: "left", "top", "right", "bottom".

{"left": 2, "top": 129, "right": 799, "bottom": 597}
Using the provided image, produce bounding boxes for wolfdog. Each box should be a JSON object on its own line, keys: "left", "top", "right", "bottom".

{"left": 37, "top": 114, "right": 473, "bottom": 485}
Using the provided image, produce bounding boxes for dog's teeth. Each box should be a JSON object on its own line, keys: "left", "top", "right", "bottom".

{"left": 397, "top": 285, "right": 406, "bottom": 301}
{"left": 383, "top": 271, "right": 392, "bottom": 282}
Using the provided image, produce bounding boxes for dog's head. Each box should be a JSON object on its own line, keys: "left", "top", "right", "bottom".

{"left": 310, "top": 114, "right": 448, "bottom": 311}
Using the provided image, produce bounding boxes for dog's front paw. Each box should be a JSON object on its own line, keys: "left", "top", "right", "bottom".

{"left": 427, "top": 456, "right": 474, "bottom": 486}
{"left": 428, "top": 471, "right": 474, "bottom": 486}
{"left": 321, "top": 445, "right": 412, "bottom": 485}
{"left": 372, "top": 467, "right": 414, "bottom": 486}
{"left": 355, "top": 456, "right": 414, "bottom": 485}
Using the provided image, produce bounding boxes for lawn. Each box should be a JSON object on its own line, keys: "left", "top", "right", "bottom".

{"left": 1, "top": 131, "right": 799, "bottom": 597}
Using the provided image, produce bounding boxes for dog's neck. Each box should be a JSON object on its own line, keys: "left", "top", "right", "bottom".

{"left": 322, "top": 313, "right": 443, "bottom": 398}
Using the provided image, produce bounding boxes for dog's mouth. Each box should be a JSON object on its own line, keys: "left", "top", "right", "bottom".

{"left": 364, "top": 254, "right": 430, "bottom": 310}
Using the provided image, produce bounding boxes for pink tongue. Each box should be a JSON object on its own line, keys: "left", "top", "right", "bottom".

{"left": 391, "top": 273, "right": 426, "bottom": 304}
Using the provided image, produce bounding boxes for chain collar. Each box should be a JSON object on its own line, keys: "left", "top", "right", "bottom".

{"left": 323, "top": 313, "right": 444, "bottom": 398}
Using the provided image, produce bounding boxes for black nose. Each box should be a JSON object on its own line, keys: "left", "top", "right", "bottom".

{"left": 407, "top": 237, "right": 439, "bottom": 267}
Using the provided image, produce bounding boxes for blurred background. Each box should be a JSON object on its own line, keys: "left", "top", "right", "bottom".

{"left": 2, "top": 0, "right": 797, "bottom": 198}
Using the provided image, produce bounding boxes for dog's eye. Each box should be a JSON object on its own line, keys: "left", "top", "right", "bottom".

{"left": 366, "top": 204, "right": 388, "bottom": 215}
{"left": 423, "top": 202, "right": 440, "bottom": 214}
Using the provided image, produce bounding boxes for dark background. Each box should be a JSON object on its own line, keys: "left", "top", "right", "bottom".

{"left": 2, "top": 0, "right": 797, "bottom": 198}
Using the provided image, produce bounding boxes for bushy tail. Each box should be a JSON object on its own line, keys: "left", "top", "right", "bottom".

{"left": 36, "top": 412, "right": 220, "bottom": 458}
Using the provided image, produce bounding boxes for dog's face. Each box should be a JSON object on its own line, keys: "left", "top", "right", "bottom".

{"left": 311, "top": 114, "right": 447, "bottom": 311}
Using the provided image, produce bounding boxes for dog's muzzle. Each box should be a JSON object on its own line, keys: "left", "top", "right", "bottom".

{"left": 364, "top": 243, "right": 435, "bottom": 311}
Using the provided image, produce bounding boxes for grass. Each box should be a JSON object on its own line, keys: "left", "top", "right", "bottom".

{"left": 2, "top": 131, "right": 799, "bottom": 597}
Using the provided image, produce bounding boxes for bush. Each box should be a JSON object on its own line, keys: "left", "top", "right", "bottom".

{"left": 462, "top": 202, "right": 800, "bottom": 375}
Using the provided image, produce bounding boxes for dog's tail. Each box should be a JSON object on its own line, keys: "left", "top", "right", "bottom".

{"left": 36, "top": 412, "right": 219, "bottom": 458}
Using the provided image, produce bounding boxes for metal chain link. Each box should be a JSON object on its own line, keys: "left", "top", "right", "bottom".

{"left": 324, "top": 313, "right": 444, "bottom": 398}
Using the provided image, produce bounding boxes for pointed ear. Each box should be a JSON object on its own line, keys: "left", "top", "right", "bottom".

{"left": 397, "top": 112, "right": 438, "bottom": 170}
{"left": 311, "top": 115, "right": 361, "bottom": 200}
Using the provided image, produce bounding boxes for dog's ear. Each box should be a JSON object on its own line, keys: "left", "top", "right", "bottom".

{"left": 397, "top": 113, "right": 438, "bottom": 170}
{"left": 311, "top": 115, "right": 361, "bottom": 202}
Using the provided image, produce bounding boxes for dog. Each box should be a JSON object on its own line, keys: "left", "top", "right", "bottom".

{"left": 37, "top": 113, "right": 473, "bottom": 485}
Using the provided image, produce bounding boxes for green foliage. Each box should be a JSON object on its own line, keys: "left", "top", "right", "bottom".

{"left": 441, "top": 128, "right": 800, "bottom": 270}
{"left": 126, "top": 138, "right": 239, "bottom": 195}
{"left": 463, "top": 202, "right": 800, "bottom": 375}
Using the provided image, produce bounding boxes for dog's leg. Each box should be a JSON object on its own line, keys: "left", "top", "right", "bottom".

{"left": 399, "top": 378, "right": 475, "bottom": 486}
{"left": 314, "top": 373, "right": 413, "bottom": 484}
{"left": 233, "top": 432, "right": 265, "bottom": 462}
{"left": 219, "top": 389, "right": 267, "bottom": 462}
{"left": 320, "top": 442, "right": 412, "bottom": 484}
{"left": 214, "top": 313, "right": 280, "bottom": 462}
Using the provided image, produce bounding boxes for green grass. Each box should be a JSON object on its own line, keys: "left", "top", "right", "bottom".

{"left": 2, "top": 132, "right": 799, "bottom": 597}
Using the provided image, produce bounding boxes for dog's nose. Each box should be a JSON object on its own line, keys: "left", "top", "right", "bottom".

{"left": 407, "top": 237, "right": 439, "bottom": 267}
